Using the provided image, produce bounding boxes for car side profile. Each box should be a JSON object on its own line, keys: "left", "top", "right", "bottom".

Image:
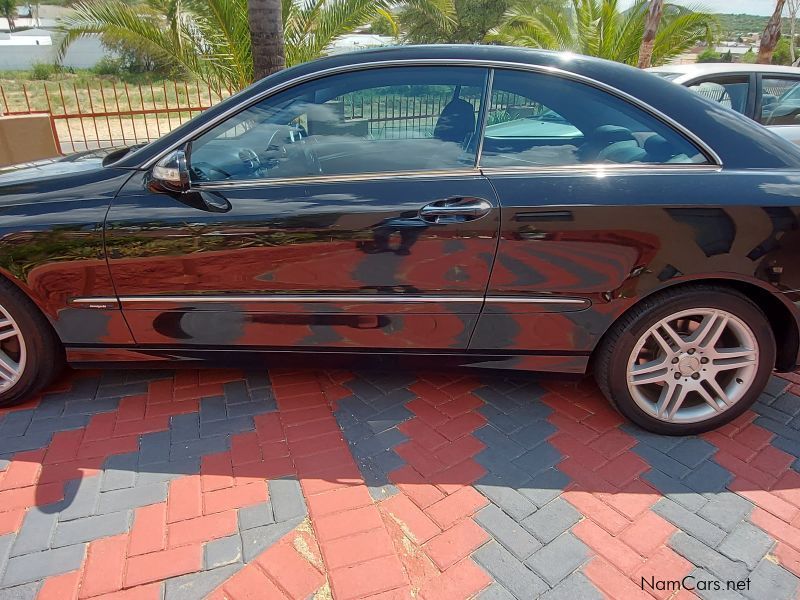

{"left": 648, "top": 63, "right": 800, "bottom": 145}
{"left": 1, "top": 45, "right": 800, "bottom": 435}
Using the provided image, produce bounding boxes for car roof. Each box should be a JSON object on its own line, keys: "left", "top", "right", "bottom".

{"left": 117, "top": 45, "right": 800, "bottom": 171}
{"left": 648, "top": 63, "right": 800, "bottom": 80}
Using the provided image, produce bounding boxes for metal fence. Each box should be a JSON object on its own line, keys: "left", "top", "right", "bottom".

{"left": 0, "top": 81, "right": 233, "bottom": 153}
{"left": 0, "top": 81, "right": 542, "bottom": 154}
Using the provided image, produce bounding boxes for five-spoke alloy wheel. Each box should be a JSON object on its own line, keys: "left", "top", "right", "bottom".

{"left": 0, "top": 278, "right": 62, "bottom": 408}
{"left": 596, "top": 286, "right": 776, "bottom": 435}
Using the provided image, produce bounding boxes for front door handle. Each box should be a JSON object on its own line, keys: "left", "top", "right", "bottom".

{"left": 419, "top": 197, "right": 493, "bottom": 224}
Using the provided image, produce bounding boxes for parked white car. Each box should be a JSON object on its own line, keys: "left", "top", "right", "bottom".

{"left": 648, "top": 63, "right": 800, "bottom": 145}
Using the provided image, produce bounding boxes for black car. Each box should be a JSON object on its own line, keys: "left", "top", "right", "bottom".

{"left": 1, "top": 45, "right": 799, "bottom": 435}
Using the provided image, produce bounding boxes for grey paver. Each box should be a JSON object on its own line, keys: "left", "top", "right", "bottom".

{"left": 521, "top": 498, "right": 581, "bottom": 544}
{"left": 204, "top": 534, "right": 243, "bottom": 569}
{"left": 518, "top": 468, "right": 569, "bottom": 508}
{"left": 668, "top": 532, "right": 750, "bottom": 583}
{"left": 512, "top": 444, "right": 562, "bottom": 477}
{"left": 632, "top": 443, "right": 691, "bottom": 479}
{"left": 697, "top": 493, "right": 753, "bottom": 532}
{"left": 57, "top": 476, "right": 102, "bottom": 522}
{"left": 96, "top": 482, "right": 168, "bottom": 514}
{"left": 541, "top": 572, "right": 603, "bottom": 600}
{"left": 525, "top": 533, "right": 590, "bottom": 586}
{"left": 238, "top": 502, "right": 275, "bottom": 530}
{"left": 10, "top": 510, "right": 57, "bottom": 557}
{"left": 682, "top": 460, "right": 733, "bottom": 494}
{"left": 268, "top": 478, "right": 307, "bottom": 523}
{"left": 475, "top": 477, "right": 538, "bottom": 522}
{"left": 1, "top": 545, "right": 86, "bottom": 588}
{"left": 744, "top": 559, "right": 798, "bottom": 600}
{"left": 240, "top": 517, "right": 302, "bottom": 563}
{"left": 477, "top": 582, "right": 517, "bottom": 600}
{"left": 52, "top": 512, "right": 129, "bottom": 548}
{"left": 475, "top": 504, "right": 542, "bottom": 561}
{"left": 473, "top": 541, "right": 548, "bottom": 600}
{"left": 667, "top": 438, "right": 717, "bottom": 468}
{"left": 101, "top": 452, "right": 138, "bottom": 492}
{"left": 643, "top": 470, "right": 708, "bottom": 512}
{"left": 717, "top": 522, "right": 774, "bottom": 569}
{"left": 165, "top": 563, "right": 242, "bottom": 600}
{"left": 653, "top": 499, "right": 726, "bottom": 547}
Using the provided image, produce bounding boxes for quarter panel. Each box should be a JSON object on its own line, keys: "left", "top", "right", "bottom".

{"left": 473, "top": 169, "right": 800, "bottom": 354}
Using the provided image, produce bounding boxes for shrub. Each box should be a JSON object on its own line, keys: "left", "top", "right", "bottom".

{"left": 30, "top": 62, "right": 57, "bottom": 80}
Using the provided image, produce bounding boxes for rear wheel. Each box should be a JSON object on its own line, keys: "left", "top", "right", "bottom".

{"left": 595, "top": 286, "right": 775, "bottom": 435}
{"left": 0, "top": 279, "right": 63, "bottom": 407}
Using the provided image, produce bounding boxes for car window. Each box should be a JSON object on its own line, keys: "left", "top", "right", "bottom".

{"left": 480, "top": 69, "right": 709, "bottom": 169}
{"left": 189, "top": 67, "right": 488, "bottom": 182}
{"left": 686, "top": 75, "right": 750, "bottom": 114}
{"left": 761, "top": 77, "right": 800, "bottom": 126}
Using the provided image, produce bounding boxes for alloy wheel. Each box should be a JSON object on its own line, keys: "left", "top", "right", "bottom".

{"left": 0, "top": 303, "right": 26, "bottom": 392}
{"left": 626, "top": 308, "right": 759, "bottom": 424}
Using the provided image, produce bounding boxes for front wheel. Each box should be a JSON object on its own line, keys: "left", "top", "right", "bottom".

{"left": 595, "top": 286, "right": 776, "bottom": 435}
{"left": 0, "top": 279, "right": 63, "bottom": 407}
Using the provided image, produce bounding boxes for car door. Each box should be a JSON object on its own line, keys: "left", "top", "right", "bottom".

{"left": 105, "top": 65, "right": 500, "bottom": 350}
{"left": 758, "top": 75, "right": 800, "bottom": 145}
{"left": 470, "top": 68, "right": 720, "bottom": 364}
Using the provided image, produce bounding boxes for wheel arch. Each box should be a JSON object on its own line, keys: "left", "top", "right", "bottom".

{"left": 593, "top": 275, "right": 800, "bottom": 373}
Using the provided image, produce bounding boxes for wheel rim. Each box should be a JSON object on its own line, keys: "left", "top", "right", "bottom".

{"left": 626, "top": 308, "right": 759, "bottom": 425}
{"left": 0, "top": 304, "right": 25, "bottom": 392}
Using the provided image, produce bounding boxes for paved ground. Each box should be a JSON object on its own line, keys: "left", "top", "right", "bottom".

{"left": 0, "top": 367, "right": 800, "bottom": 599}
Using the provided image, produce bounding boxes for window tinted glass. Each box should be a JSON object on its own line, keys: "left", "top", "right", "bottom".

{"left": 761, "top": 77, "right": 800, "bottom": 125}
{"left": 189, "top": 67, "right": 488, "bottom": 182}
{"left": 480, "top": 70, "right": 708, "bottom": 168}
{"left": 687, "top": 75, "right": 750, "bottom": 114}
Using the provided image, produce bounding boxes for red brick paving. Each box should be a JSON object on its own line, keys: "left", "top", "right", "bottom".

{"left": 0, "top": 368, "right": 797, "bottom": 598}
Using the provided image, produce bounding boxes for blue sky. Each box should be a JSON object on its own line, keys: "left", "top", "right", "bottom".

{"left": 620, "top": 1, "right": 779, "bottom": 16}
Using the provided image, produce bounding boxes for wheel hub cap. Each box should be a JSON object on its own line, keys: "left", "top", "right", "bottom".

{"left": 677, "top": 354, "right": 701, "bottom": 377}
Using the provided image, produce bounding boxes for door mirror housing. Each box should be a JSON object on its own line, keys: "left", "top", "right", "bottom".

{"left": 149, "top": 149, "right": 190, "bottom": 193}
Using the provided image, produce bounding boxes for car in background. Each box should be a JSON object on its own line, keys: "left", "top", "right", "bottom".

{"left": 648, "top": 63, "right": 800, "bottom": 145}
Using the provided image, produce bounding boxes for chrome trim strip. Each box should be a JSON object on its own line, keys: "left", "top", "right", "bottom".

{"left": 73, "top": 295, "right": 590, "bottom": 306}
{"left": 479, "top": 164, "right": 723, "bottom": 177}
{"left": 70, "top": 297, "right": 119, "bottom": 304}
{"left": 485, "top": 297, "right": 588, "bottom": 304}
{"left": 194, "top": 168, "right": 484, "bottom": 190}
{"left": 142, "top": 58, "right": 722, "bottom": 170}
{"left": 474, "top": 68, "right": 494, "bottom": 168}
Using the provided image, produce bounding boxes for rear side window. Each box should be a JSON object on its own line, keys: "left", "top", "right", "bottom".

{"left": 687, "top": 75, "right": 750, "bottom": 115}
{"left": 761, "top": 77, "right": 800, "bottom": 126}
{"left": 480, "top": 69, "right": 709, "bottom": 168}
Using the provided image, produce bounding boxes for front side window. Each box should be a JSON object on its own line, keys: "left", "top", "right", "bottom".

{"left": 189, "top": 67, "right": 488, "bottom": 182}
{"left": 760, "top": 77, "right": 800, "bottom": 125}
{"left": 480, "top": 69, "right": 709, "bottom": 168}
{"left": 687, "top": 75, "right": 750, "bottom": 114}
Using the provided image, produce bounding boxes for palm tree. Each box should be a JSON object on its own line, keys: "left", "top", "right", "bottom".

{"left": 398, "top": 0, "right": 514, "bottom": 44}
{"left": 638, "top": 0, "right": 664, "bottom": 68}
{"left": 491, "top": 0, "right": 716, "bottom": 67}
{"left": 249, "top": 0, "right": 284, "bottom": 79}
{"left": 58, "top": 0, "right": 394, "bottom": 94}
{"left": 1, "top": 0, "right": 17, "bottom": 32}
{"left": 758, "top": 0, "right": 786, "bottom": 64}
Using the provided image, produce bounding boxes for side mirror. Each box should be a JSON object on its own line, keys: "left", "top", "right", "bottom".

{"left": 149, "top": 149, "right": 190, "bottom": 193}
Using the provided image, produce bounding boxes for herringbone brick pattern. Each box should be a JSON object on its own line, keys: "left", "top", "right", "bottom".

{"left": 0, "top": 366, "right": 799, "bottom": 598}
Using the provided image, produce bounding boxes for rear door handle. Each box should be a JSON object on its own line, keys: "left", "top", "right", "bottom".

{"left": 419, "top": 197, "right": 493, "bottom": 223}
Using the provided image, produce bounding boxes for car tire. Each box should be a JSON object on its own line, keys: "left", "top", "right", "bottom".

{"left": 595, "top": 285, "right": 776, "bottom": 435}
{"left": 0, "top": 278, "right": 63, "bottom": 407}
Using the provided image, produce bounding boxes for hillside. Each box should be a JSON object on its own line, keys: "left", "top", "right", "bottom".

{"left": 717, "top": 13, "right": 788, "bottom": 37}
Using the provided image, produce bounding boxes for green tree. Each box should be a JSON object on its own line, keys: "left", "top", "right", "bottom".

{"left": 398, "top": 0, "right": 521, "bottom": 44}
{"left": 696, "top": 48, "right": 721, "bottom": 63}
{"left": 491, "top": 0, "right": 717, "bottom": 67}
{"left": 58, "top": 0, "right": 394, "bottom": 93}
{"left": 0, "top": 0, "right": 17, "bottom": 32}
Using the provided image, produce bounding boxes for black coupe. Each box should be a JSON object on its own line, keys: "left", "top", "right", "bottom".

{"left": 1, "top": 45, "right": 799, "bottom": 435}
